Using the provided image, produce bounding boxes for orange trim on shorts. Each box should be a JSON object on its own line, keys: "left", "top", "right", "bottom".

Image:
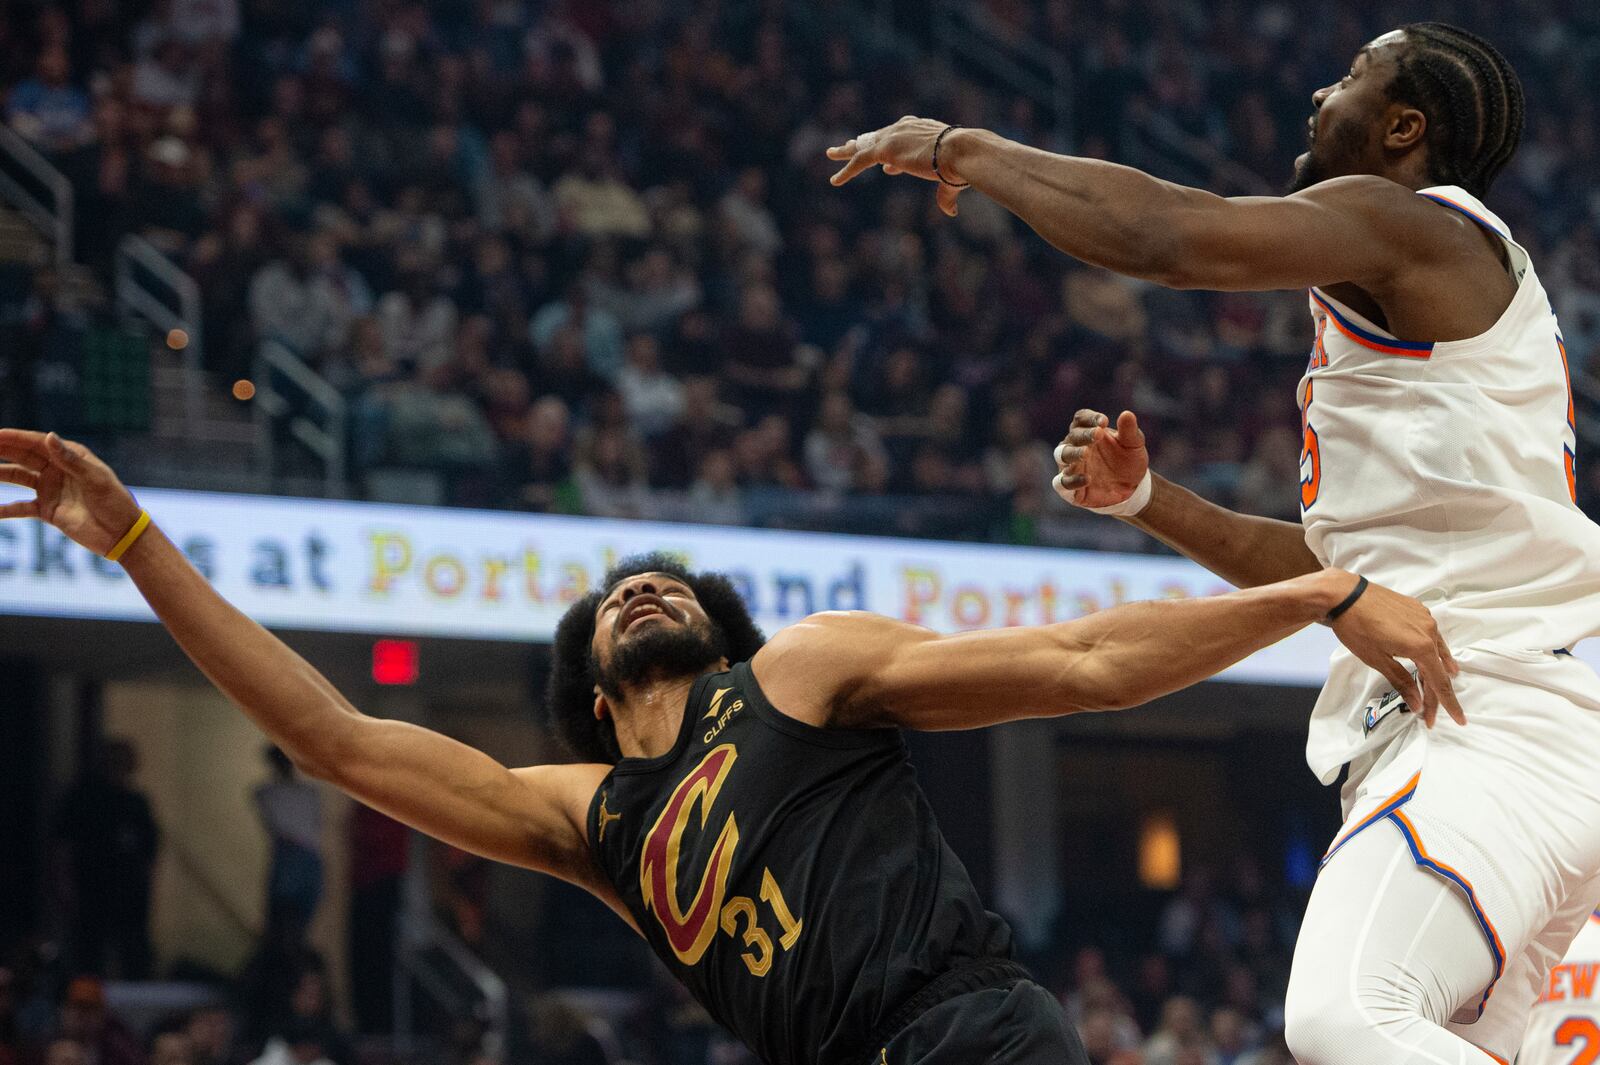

{"left": 1390, "top": 809, "right": 1508, "bottom": 1018}
{"left": 1320, "top": 772, "right": 1421, "bottom": 866}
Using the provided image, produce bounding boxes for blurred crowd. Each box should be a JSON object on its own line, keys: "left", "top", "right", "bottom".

{"left": 0, "top": 852, "right": 1307, "bottom": 1065}
{"left": 1048, "top": 858, "right": 1305, "bottom": 1065}
{"left": 2, "top": 0, "right": 1599, "bottom": 542}
{"left": 0, "top": 962, "right": 368, "bottom": 1065}
{"left": 3, "top": 737, "right": 363, "bottom": 1065}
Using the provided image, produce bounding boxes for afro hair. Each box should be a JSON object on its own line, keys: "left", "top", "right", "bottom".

{"left": 542, "top": 553, "right": 765, "bottom": 763}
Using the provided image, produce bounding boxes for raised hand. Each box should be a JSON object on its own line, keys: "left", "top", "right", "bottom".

{"left": 0, "top": 429, "right": 143, "bottom": 557}
{"left": 826, "top": 116, "right": 968, "bottom": 218}
{"left": 1053, "top": 409, "right": 1150, "bottom": 510}
{"left": 1329, "top": 577, "right": 1464, "bottom": 729}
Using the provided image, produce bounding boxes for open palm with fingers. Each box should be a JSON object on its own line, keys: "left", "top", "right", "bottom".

{"left": 0, "top": 429, "right": 142, "bottom": 556}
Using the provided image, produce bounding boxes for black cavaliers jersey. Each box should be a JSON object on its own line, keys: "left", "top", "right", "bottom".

{"left": 586, "top": 661, "right": 1016, "bottom": 1065}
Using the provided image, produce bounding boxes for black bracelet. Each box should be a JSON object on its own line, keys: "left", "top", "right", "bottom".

{"left": 1322, "top": 575, "right": 1369, "bottom": 626}
{"left": 932, "top": 125, "right": 971, "bottom": 188}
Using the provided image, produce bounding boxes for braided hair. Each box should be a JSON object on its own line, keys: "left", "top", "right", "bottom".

{"left": 1387, "top": 22, "right": 1525, "bottom": 197}
{"left": 543, "top": 553, "right": 765, "bottom": 763}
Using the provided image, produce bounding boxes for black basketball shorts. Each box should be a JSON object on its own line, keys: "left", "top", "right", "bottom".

{"left": 879, "top": 980, "right": 1090, "bottom": 1064}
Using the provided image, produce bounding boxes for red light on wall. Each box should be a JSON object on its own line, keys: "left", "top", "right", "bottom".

{"left": 372, "top": 639, "right": 419, "bottom": 685}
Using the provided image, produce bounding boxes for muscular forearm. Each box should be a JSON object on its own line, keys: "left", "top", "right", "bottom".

{"left": 1059, "top": 568, "right": 1347, "bottom": 712}
{"left": 826, "top": 568, "right": 1351, "bottom": 731}
{"left": 1125, "top": 474, "right": 1320, "bottom": 588}
{"left": 120, "top": 526, "right": 365, "bottom": 774}
{"left": 942, "top": 129, "right": 1208, "bottom": 284}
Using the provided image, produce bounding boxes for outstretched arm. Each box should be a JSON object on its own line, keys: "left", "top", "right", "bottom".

{"left": 0, "top": 430, "right": 619, "bottom": 909}
{"left": 756, "top": 568, "right": 1461, "bottom": 732}
{"left": 827, "top": 119, "right": 1449, "bottom": 293}
{"left": 936, "top": 133, "right": 1425, "bottom": 291}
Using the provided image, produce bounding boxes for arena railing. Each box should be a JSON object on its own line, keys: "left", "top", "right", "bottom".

{"left": 924, "top": 2, "right": 1274, "bottom": 196}
{"left": 1123, "top": 99, "right": 1278, "bottom": 196}
{"left": 253, "top": 338, "right": 348, "bottom": 498}
{"left": 0, "top": 122, "right": 73, "bottom": 269}
{"left": 114, "top": 234, "right": 203, "bottom": 433}
{"left": 932, "top": 1, "right": 1075, "bottom": 147}
{"left": 393, "top": 832, "right": 508, "bottom": 1062}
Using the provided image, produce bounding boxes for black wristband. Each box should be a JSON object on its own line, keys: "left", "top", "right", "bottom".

{"left": 1321, "top": 575, "right": 1369, "bottom": 626}
{"left": 932, "top": 125, "right": 971, "bottom": 188}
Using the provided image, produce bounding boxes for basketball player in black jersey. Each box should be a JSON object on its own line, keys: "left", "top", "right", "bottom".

{"left": 0, "top": 428, "right": 1460, "bottom": 1064}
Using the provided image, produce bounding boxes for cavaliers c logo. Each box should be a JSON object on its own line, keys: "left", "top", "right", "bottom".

{"left": 640, "top": 744, "right": 740, "bottom": 965}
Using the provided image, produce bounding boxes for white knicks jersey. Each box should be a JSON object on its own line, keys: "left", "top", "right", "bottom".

{"left": 1518, "top": 912, "right": 1600, "bottom": 1065}
{"left": 1300, "top": 185, "right": 1600, "bottom": 783}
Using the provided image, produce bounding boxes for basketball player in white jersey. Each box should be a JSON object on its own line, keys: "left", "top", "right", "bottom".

{"left": 827, "top": 20, "right": 1600, "bottom": 1065}
{"left": 1520, "top": 909, "right": 1600, "bottom": 1065}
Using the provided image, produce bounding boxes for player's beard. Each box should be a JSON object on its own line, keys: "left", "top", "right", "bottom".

{"left": 593, "top": 616, "right": 727, "bottom": 699}
{"left": 1287, "top": 115, "right": 1364, "bottom": 193}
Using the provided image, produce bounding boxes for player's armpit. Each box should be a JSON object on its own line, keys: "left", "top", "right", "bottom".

{"left": 509, "top": 763, "right": 636, "bottom": 928}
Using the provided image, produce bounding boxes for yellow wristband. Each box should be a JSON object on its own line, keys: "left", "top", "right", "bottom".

{"left": 105, "top": 509, "right": 152, "bottom": 563}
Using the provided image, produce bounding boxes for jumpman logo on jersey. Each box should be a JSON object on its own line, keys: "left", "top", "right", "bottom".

{"left": 597, "top": 792, "right": 622, "bottom": 843}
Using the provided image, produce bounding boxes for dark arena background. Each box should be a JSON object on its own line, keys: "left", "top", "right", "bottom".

{"left": 0, "top": 1, "right": 1598, "bottom": 1064}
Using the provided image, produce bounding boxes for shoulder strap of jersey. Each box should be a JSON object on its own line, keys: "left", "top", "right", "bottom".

{"left": 1416, "top": 185, "right": 1512, "bottom": 240}
{"left": 1416, "top": 185, "right": 1528, "bottom": 282}
{"left": 730, "top": 659, "right": 902, "bottom": 750}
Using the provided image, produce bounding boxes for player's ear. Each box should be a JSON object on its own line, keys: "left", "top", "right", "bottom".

{"left": 1385, "top": 102, "right": 1427, "bottom": 153}
{"left": 593, "top": 687, "right": 610, "bottom": 722}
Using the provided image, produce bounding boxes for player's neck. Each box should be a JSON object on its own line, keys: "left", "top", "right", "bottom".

{"left": 610, "top": 670, "right": 714, "bottom": 759}
{"left": 1371, "top": 157, "right": 1434, "bottom": 192}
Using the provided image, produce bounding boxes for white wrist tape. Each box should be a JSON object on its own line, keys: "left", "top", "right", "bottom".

{"left": 1087, "top": 469, "right": 1154, "bottom": 515}
{"left": 1054, "top": 461, "right": 1153, "bottom": 517}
